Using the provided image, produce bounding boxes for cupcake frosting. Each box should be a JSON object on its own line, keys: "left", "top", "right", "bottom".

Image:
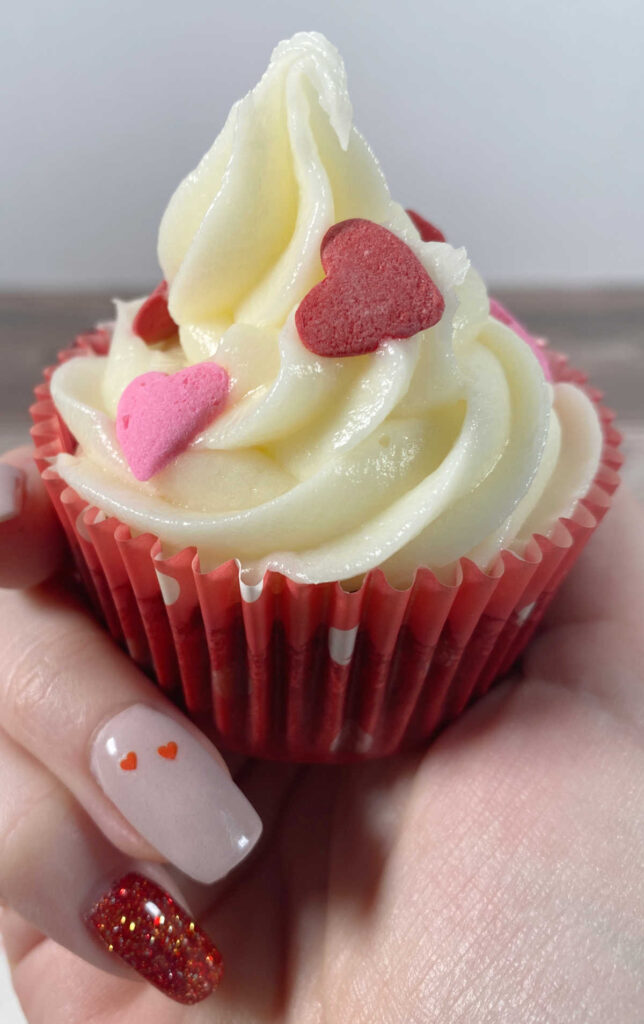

{"left": 51, "top": 32, "right": 602, "bottom": 586}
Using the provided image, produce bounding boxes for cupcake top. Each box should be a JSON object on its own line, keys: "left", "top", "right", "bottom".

{"left": 51, "top": 32, "right": 602, "bottom": 587}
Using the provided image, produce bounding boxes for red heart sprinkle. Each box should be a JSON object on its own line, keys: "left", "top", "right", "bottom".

{"left": 116, "top": 362, "right": 230, "bottom": 481}
{"left": 132, "top": 281, "right": 178, "bottom": 344}
{"left": 295, "top": 219, "right": 445, "bottom": 358}
{"left": 158, "top": 741, "right": 178, "bottom": 760}
{"left": 406, "top": 209, "right": 446, "bottom": 243}
{"left": 120, "top": 751, "right": 137, "bottom": 771}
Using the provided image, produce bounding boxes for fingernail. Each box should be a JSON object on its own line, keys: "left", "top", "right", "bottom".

{"left": 0, "top": 465, "right": 25, "bottom": 524}
{"left": 91, "top": 705, "right": 262, "bottom": 883}
{"left": 85, "top": 872, "right": 222, "bottom": 1004}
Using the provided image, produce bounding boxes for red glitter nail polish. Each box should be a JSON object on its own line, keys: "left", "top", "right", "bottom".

{"left": 85, "top": 873, "right": 223, "bottom": 1004}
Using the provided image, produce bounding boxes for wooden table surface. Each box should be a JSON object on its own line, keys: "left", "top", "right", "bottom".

{"left": 1, "top": 287, "right": 643, "bottom": 497}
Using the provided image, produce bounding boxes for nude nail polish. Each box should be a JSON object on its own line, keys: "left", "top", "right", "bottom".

{"left": 86, "top": 872, "right": 222, "bottom": 1004}
{"left": 0, "top": 465, "right": 24, "bottom": 523}
{"left": 91, "top": 706, "right": 261, "bottom": 883}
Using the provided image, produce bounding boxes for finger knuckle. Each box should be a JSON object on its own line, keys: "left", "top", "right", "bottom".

{"left": 1, "top": 620, "right": 89, "bottom": 744}
{"left": 0, "top": 780, "right": 69, "bottom": 900}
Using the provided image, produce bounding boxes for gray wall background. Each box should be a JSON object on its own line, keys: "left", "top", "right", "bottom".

{"left": 2, "top": 0, "right": 642, "bottom": 290}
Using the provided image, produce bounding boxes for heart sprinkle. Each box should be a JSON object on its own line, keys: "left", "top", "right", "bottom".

{"left": 119, "top": 751, "right": 137, "bottom": 771}
{"left": 406, "top": 209, "right": 446, "bottom": 243}
{"left": 489, "top": 299, "right": 552, "bottom": 381}
{"left": 132, "top": 281, "right": 178, "bottom": 344}
{"left": 158, "top": 741, "right": 178, "bottom": 760}
{"left": 295, "top": 218, "right": 445, "bottom": 358}
{"left": 116, "top": 362, "right": 230, "bottom": 481}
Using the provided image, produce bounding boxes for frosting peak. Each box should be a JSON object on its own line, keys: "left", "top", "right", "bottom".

{"left": 159, "top": 32, "right": 398, "bottom": 345}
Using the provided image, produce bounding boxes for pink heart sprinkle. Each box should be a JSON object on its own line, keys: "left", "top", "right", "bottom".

{"left": 489, "top": 299, "right": 552, "bottom": 380}
{"left": 116, "top": 363, "right": 230, "bottom": 481}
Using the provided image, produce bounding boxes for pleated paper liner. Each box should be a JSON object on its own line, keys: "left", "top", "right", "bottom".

{"left": 30, "top": 329, "right": 623, "bottom": 762}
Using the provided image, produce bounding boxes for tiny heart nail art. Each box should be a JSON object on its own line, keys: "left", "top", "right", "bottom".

{"left": 91, "top": 705, "right": 262, "bottom": 884}
{"left": 119, "top": 751, "right": 137, "bottom": 771}
{"left": 295, "top": 218, "right": 445, "bottom": 358}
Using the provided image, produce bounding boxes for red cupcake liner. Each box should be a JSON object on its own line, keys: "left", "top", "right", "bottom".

{"left": 30, "top": 329, "right": 622, "bottom": 761}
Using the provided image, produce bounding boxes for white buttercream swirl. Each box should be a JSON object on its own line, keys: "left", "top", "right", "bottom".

{"left": 50, "top": 32, "right": 602, "bottom": 586}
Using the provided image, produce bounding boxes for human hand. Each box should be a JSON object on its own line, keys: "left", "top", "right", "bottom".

{"left": 1, "top": 451, "right": 643, "bottom": 1023}
{"left": 0, "top": 449, "right": 262, "bottom": 1007}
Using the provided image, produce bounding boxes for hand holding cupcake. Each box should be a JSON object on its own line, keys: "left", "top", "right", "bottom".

{"left": 1, "top": 27, "right": 638, "bottom": 1018}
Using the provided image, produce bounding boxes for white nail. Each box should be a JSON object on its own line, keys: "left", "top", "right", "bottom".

{"left": 91, "top": 705, "right": 262, "bottom": 884}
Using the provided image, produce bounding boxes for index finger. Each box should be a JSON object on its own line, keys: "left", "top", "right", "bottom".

{"left": 0, "top": 579, "right": 262, "bottom": 884}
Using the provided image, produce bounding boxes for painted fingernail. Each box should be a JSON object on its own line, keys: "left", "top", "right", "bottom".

{"left": 0, "top": 465, "right": 25, "bottom": 524}
{"left": 91, "top": 705, "right": 262, "bottom": 883}
{"left": 85, "top": 872, "right": 222, "bottom": 1004}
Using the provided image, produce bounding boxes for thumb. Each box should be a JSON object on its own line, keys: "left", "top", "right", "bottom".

{"left": 0, "top": 446, "right": 66, "bottom": 589}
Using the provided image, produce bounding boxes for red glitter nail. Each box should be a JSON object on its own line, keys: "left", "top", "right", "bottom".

{"left": 85, "top": 872, "right": 223, "bottom": 1005}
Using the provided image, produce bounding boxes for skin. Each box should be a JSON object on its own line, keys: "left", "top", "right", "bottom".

{"left": 1, "top": 457, "right": 643, "bottom": 1023}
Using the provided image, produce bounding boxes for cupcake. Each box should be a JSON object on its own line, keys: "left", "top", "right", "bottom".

{"left": 31, "top": 32, "right": 621, "bottom": 761}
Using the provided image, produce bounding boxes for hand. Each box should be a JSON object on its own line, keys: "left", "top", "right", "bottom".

{"left": 1, "top": 451, "right": 643, "bottom": 1023}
